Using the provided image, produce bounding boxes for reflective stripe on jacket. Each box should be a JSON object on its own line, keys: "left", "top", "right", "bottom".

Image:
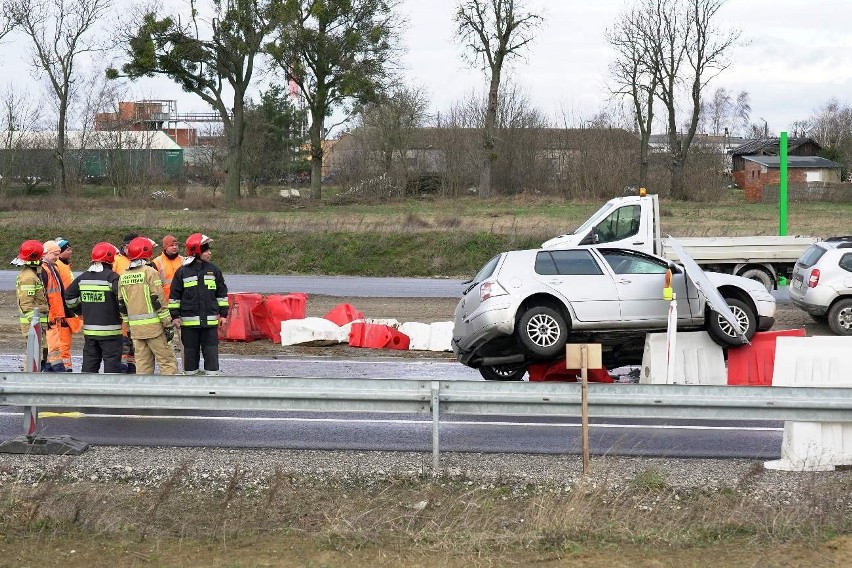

{"left": 152, "top": 253, "right": 183, "bottom": 302}
{"left": 42, "top": 262, "right": 73, "bottom": 321}
{"left": 119, "top": 264, "right": 172, "bottom": 340}
{"left": 64, "top": 270, "right": 123, "bottom": 337}
{"left": 169, "top": 258, "right": 228, "bottom": 327}
{"left": 16, "top": 266, "right": 49, "bottom": 335}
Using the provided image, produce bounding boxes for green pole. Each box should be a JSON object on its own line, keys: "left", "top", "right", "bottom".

{"left": 779, "top": 131, "right": 788, "bottom": 236}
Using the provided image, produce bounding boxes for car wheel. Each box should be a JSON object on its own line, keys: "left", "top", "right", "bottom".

{"left": 739, "top": 268, "right": 774, "bottom": 291}
{"left": 479, "top": 364, "right": 527, "bottom": 381}
{"left": 706, "top": 298, "right": 757, "bottom": 346}
{"left": 516, "top": 306, "right": 568, "bottom": 358}
{"left": 827, "top": 298, "right": 852, "bottom": 336}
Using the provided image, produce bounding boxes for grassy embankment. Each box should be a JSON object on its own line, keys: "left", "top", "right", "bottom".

{"left": 2, "top": 189, "right": 849, "bottom": 277}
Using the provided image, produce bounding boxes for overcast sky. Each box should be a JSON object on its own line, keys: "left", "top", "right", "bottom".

{"left": 2, "top": 0, "right": 851, "bottom": 135}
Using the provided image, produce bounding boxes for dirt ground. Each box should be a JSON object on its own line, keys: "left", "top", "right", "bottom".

{"left": 0, "top": 290, "right": 830, "bottom": 363}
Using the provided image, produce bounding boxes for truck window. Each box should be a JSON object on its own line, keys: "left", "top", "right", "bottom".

{"left": 594, "top": 205, "right": 640, "bottom": 244}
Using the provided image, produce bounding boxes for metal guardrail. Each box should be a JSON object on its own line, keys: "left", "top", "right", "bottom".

{"left": 3, "top": 372, "right": 852, "bottom": 467}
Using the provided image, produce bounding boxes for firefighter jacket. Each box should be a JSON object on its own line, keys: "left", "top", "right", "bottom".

{"left": 55, "top": 258, "right": 83, "bottom": 333}
{"left": 64, "top": 268, "right": 123, "bottom": 338}
{"left": 119, "top": 264, "right": 172, "bottom": 340}
{"left": 169, "top": 258, "right": 229, "bottom": 327}
{"left": 113, "top": 253, "right": 130, "bottom": 275}
{"left": 152, "top": 253, "right": 183, "bottom": 301}
{"left": 42, "top": 261, "right": 74, "bottom": 322}
{"left": 16, "top": 265, "right": 48, "bottom": 336}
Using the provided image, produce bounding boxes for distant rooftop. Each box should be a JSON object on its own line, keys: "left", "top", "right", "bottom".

{"left": 743, "top": 155, "right": 840, "bottom": 168}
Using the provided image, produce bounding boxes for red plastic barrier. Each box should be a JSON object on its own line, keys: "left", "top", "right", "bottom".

{"left": 727, "top": 329, "right": 806, "bottom": 386}
{"left": 386, "top": 328, "right": 411, "bottom": 350}
{"left": 348, "top": 322, "right": 393, "bottom": 348}
{"left": 219, "top": 293, "right": 266, "bottom": 342}
{"left": 324, "top": 303, "right": 364, "bottom": 326}
{"left": 252, "top": 293, "right": 308, "bottom": 343}
{"left": 528, "top": 359, "right": 614, "bottom": 383}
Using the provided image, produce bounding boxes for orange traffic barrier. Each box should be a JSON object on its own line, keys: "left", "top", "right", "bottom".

{"left": 348, "top": 322, "right": 393, "bottom": 348}
{"left": 527, "top": 359, "right": 614, "bottom": 383}
{"left": 219, "top": 293, "right": 266, "bottom": 342}
{"left": 252, "top": 293, "right": 308, "bottom": 343}
{"left": 386, "top": 328, "right": 411, "bottom": 350}
{"left": 727, "top": 328, "right": 807, "bottom": 386}
{"left": 324, "top": 303, "right": 364, "bottom": 326}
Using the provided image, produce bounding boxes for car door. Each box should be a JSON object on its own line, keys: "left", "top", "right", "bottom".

{"left": 596, "top": 248, "right": 691, "bottom": 324}
{"left": 533, "top": 249, "right": 621, "bottom": 322}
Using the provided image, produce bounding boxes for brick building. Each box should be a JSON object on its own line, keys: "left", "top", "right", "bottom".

{"left": 740, "top": 155, "right": 841, "bottom": 202}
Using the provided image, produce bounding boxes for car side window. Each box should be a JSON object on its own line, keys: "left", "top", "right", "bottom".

{"left": 601, "top": 250, "right": 668, "bottom": 274}
{"left": 840, "top": 253, "right": 852, "bottom": 273}
{"left": 594, "top": 205, "right": 640, "bottom": 244}
{"left": 535, "top": 252, "right": 559, "bottom": 275}
{"left": 539, "top": 250, "right": 603, "bottom": 275}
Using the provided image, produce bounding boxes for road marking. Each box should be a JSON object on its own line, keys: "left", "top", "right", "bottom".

{"left": 29, "top": 412, "right": 782, "bottom": 431}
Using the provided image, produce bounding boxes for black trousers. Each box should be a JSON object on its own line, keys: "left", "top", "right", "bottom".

{"left": 82, "top": 336, "right": 123, "bottom": 373}
{"left": 180, "top": 326, "right": 219, "bottom": 372}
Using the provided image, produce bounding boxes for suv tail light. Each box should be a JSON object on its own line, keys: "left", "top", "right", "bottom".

{"left": 808, "top": 268, "right": 820, "bottom": 288}
{"left": 480, "top": 280, "right": 508, "bottom": 301}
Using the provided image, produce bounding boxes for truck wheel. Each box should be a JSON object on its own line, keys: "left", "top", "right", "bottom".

{"left": 479, "top": 364, "right": 527, "bottom": 381}
{"left": 827, "top": 298, "right": 852, "bottom": 336}
{"left": 739, "top": 268, "right": 774, "bottom": 291}
{"left": 706, "top": 298, "right": 757, "bottom": 346}
{"left": 516, "top": 306, "right": 568, "bottom": 358}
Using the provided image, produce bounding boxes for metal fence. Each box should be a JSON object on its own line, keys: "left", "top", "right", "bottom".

{"left": 3, "top": 372, "right": 852, "bottom": 468}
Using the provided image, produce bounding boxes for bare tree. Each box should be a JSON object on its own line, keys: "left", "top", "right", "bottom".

{"left": 0, "top": 1, "right": 16, "bottom": 43}
{"left": 606, "top": 0, "right": 659, "bottom": 188}
{"left": 455, "top": 0, "right": 541, "bottom": 198}
{"left": 650, "top": 0, "right": 740, "bottom": 199}
{"left": 0, "top": 86, "right": 42, "bottom": 195}
{"left": 10, "top": 0, "right": 111, "bottom": 195}
{"left": 733, "top": 90, "right": 750, "bottom": 136}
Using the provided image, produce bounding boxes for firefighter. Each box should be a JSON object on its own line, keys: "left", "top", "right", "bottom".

{"left": 152, "top": 235, "right": 183, "bottom": 302}
{"left": 169, "top": 233, "right": 228, "bottom": 375}
{"left": 12, "top": 240, "right": 49, "bottom": 370}
{"left": 113, "top": 233, "right": 137, "bottom": 373}
{"left": 41, "top": 240, "right": 75, "bottom": 371}
{"left": 64, "top": 243, "right": 123, "bottom": 373}
{"left": 118, "top": 237, "right": 177, "bottom": 375}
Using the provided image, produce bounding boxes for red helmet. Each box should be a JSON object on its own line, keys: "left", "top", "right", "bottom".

{"left": 185, "top": 233, "right": 212, "bottom": 256}
{"left": 18, "top": 240, "right": 44, "bottom": 263}
{"left": 91, "top": 242, "right": 118, "bottom": 264}
{"left": 127, "top": 236, "right": 156, "bottom": 261}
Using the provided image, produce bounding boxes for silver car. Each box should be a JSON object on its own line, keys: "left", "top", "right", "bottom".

{"left": 789, "top": 237, "right": 852, "bottom": 335}
{"left": 452, "top": 245, "right": 776, "bottom": 380}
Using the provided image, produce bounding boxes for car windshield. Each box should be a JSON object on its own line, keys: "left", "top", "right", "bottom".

{"left": 573, "top": 202, "right": 614, "bottom": 235}
{"left": 797, "top": 245, "right": 828, "bottom": 269}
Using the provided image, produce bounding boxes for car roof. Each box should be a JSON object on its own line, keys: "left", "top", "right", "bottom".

{"left": 816, "top": 237, "right": 852, "bottom": 252}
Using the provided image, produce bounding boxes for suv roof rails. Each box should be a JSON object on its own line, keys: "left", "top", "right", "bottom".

{"left": 825, "top": 236, "right": 852, "bottom": 242}
{"left": 838, "top": 243, "right": 852, "bottom": 249}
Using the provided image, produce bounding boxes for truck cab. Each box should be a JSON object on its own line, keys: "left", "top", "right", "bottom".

{"left": 543, "top": 191, "right": 659, "bottom": 254}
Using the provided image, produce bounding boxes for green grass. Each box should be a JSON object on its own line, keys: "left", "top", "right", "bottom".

{"left": 2, "top": 189, "right": 850, "bottom": 277}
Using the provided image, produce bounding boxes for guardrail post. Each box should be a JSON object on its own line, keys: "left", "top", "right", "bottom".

{"left": 431, "top": 381, "right": 440, "bottom": 472}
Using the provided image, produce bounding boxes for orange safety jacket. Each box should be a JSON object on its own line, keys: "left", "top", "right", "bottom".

{"left": 55, "top": 259, "right": 83, "bottom": 332}
{"left": 42, "top": 262, "right": 73, "bottom": 322}
{"left": 113, "top": 253, "right": 131, "bottom": 275}
{"left": 152, "top": 253, "right": 184, "bottom": 302}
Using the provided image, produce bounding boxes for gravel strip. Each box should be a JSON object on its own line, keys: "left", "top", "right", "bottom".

{"left": 1, "top": 447, "right": 850, "bottom": 502}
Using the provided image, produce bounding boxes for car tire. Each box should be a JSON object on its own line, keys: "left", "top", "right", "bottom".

{"left": 827, "top": 298, "right": 852, "bottom": 336}
{"left": 516, "top": 306, "right": 568, "bottom": 358}
{"left": 739, "top": 268, "right": 774, "bottom": 291}
{"left": 706, "top": 298, "right": 757, "bottom": 347}
{"left": 479, "top": 364, "right": 527, "bottom": 381}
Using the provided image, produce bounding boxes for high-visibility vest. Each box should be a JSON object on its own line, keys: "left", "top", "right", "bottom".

{"left": 152, "top": 253, "right": 184, "bottom": 301}
{"left": 42, "top": 262, "right": 69, "bottom": 321}
{"left": 53, "top": 259, "right": 83, "bottom": 333}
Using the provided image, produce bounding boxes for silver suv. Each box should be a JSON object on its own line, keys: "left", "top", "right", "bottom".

{"left": 452, "top": 245, "right": 776, "bottom": 380}
{"left": 789, "top": 237, "right": 852, "bottom": 335}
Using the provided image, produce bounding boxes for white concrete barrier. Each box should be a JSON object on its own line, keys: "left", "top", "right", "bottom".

{"left": 280, "top": 317, "right": 343, "bottom": 346}
{"left": 399, "top": 321, "right": 453, "bottom": 352}
{"left": 640, "top": 331, "right": 726, "bottom": 385}
{"left": 765, "top": 336, "right": 852, "bottom": 471}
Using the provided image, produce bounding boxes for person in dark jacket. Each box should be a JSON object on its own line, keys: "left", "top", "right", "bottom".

{"left": 168, "top": 233, "right": 228, "bottom": 375}
{"left": 64, "top": 243, "right": 123, "bottom": 373}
